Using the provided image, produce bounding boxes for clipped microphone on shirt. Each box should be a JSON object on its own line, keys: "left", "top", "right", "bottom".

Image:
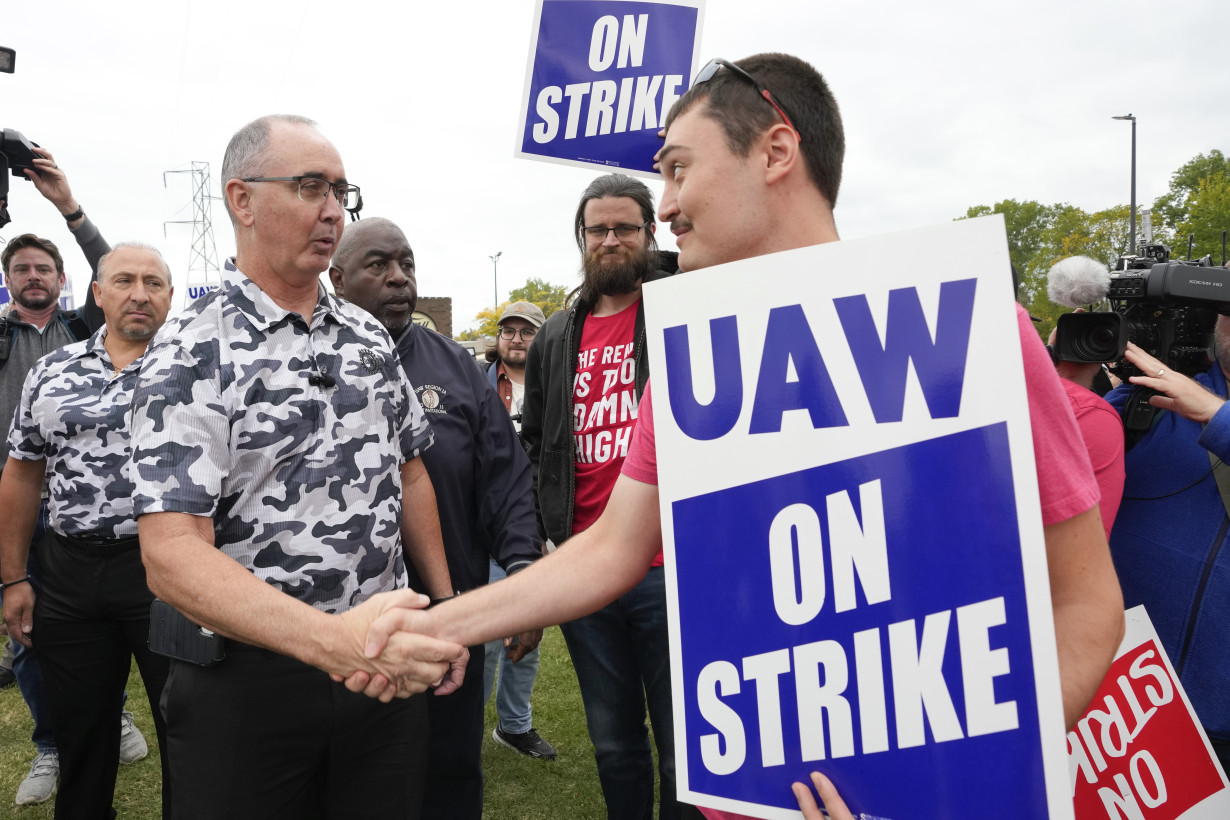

{"left": 307, "top": 370, "right": 336, "bottom": 389}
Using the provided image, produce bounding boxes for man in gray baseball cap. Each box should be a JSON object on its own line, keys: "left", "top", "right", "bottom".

{"left": 481, "top": 298, "right": 558, "bottom": 763}
{"left": 500, "top": 300, "right": 546, "bottom": 328}
{"left": 486, "top": 301, "right": 545, "bottom": 419}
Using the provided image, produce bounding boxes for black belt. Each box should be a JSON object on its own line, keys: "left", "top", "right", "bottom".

{"left": 54, "top": 530, "right": 140, "bottom": 554}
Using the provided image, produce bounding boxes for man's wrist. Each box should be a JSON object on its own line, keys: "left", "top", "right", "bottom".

{"left": 1199, "top": 396, "right": 1228, "bottom": 424}
{"left": 62, "top": 204, "right": 84, "bottom": 223}
{"left": 428, "top": 591, "right": 460, "bottom": 609}
{"left": 305, "top": 608, "right": 362, "bottom": 676}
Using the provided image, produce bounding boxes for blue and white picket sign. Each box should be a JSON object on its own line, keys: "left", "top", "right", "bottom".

{"left": 516, "top": 0, "right": 704, "bottom": 177}
{"left": 642, "top": 216, "right": 1072, "bottom": 819}
{"left": 185, "top": 282, "right": 219, "bottom": 302}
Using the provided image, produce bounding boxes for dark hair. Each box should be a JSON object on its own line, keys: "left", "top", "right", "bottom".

{"left": 665, "top": 53, "right": 844, "bottom": 208}
{"left": 2, "top": 233, "right": 65, "bottom": 277}
{"left": 572, "top": 174, "right": 659, "bottom": 255}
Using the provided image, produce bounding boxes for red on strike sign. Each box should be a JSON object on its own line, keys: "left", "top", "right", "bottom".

{"left": 1070, "top": 609, "right": 1228, "bottom": 820}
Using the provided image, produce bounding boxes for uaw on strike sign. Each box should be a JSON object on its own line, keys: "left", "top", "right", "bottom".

{"left": 516, "top": 0, "right": 703, "bottom": 176}
{"left": 642, "top": 216, "right": 1072, "bottom": 819}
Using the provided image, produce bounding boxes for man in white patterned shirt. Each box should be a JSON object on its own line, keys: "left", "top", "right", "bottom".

{"left": 128, "top": 114, "right": 466, "bottom": 819}
{"left": 0, "top": 243, "right": 173, "bottom": 820}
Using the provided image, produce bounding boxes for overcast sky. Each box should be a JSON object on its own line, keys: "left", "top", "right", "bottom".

{"left": 4, "top": 0, "right": 1228, "bottom": 330}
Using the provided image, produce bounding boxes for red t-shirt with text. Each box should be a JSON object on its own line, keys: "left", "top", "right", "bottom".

{"left": 573, "top": 300, "right": 639, "bottom": 532}
{"left": 572, "top": 300, "right": 663, "bottom": 567}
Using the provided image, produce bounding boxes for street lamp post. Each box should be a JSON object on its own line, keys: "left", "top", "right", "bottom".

{"left": 1112, "top": 114, "right": 1137, "bottom": 255}
{"left": 489, "top": 251, "right": 502, "bottom": 307}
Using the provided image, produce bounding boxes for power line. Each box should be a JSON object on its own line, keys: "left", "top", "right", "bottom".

{"left": 164, "top": 161, "right": 221, "bottom": 307}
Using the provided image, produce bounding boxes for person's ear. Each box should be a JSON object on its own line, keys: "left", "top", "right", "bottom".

{"left": 225, "top": 178, "right": 257, "bottom": 228}
{"left": 762, "top": 123, "right": 801, "bottom": 186}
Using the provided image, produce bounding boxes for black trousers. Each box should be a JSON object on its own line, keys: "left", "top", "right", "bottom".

{"left": 422, "top": 643, "right": 487, "bottom": 820}
{"left": 162, "top": 642, "right": 428, "bottom": 820}
{"left": 33, "top": 530, "right": 170, "bottom": 820}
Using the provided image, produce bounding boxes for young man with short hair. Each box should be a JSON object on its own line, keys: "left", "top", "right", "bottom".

{"left": 357, "top": 53, "right": 1123, "bottom": 816}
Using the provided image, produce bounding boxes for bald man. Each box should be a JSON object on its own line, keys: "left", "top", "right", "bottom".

{"left": 129, "top": 116, "right": 463, "bottom": 819}
{"left": 331, "top": 218, "right": 544, "bottom": 820}
{"left": 1, "top": 244, "right": 173, "bottom": 819}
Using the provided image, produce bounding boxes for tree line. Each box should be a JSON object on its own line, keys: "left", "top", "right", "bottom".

{"left": 959, "top": 150, "right": 1230, "bottom": 336}
{"left": 456, "top": 278, "right": 570, "bottom": 341}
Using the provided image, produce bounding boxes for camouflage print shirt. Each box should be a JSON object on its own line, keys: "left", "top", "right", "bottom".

{"left": 7, "top": 327, "right": 144, "bottom": 539}
{"left": 129, "top": 260, "right": 434, "bottom": 613}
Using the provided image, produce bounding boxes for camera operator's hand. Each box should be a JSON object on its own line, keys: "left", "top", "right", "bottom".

{"left": 24, "top": 146, "right": 84, "bottom": 228}
{"left": 1125, "top": 342, "right": 1226, "bottom": 423}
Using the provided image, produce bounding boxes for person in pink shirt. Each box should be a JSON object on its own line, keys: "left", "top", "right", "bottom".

{"left": 357, "top": 53, "right": 1124, "bottom": 819}
{"left": 1047, "top": 319, "right": 1125, "bottom": 539}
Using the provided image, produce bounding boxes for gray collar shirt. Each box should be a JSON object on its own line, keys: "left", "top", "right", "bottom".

{"left": 129, "top": 259, "right": 433, "bottom": 613}
{"left": 0, "top": 309, "right": 87, "bottom": 474}
{"left": 7, "top": 326, "right": 143, "bottom": 539}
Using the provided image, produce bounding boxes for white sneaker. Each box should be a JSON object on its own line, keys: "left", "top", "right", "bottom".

{"left": 119, "top": 710, "right": 149, "bottom": 765}
{"left": 15, "top": 751, "right": 58, "bottom": 805}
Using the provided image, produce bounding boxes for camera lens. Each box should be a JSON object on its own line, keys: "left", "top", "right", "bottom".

{"left": 1091, "top": 326, "right": 1117, "bottom": 348}
{"left": 1061, "top": 313, "right": 1124, "bottom": 362}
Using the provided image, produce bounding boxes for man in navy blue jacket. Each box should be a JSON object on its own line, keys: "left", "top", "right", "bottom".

{"left": 330, "top": 217, "right": 544, "bottom": 820}
{"left": 1107, "top": 334, "right": 1230, "bottom": 772}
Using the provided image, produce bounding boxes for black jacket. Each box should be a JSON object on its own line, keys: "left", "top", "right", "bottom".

{"left": 393, "top": 323, "right": 542, "bottom": 592}
{"left": 521, "top": 268, "right": 677, "bottom": 545}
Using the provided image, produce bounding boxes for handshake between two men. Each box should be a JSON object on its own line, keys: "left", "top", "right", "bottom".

{"left": 328, "top": 589, "right": 469, "bottom": 701}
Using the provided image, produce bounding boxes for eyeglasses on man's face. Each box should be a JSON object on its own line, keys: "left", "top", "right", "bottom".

{"left": 582, "top": 222, "right": 651, "bottom": 243}
{"left": 241, "top": 175, "right": 362, "bottom": 211}
{"left": 498, "top": 326, "right": 538, "bottom": 341}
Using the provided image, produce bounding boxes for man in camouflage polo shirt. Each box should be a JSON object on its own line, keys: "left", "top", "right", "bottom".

{"left": 0, "top": 243, "right": 173, "bottom": 819}
{"left": 0, "top": 145, "right": 151, "bottom": 807}
{"left": 128, "top": 115, "right": 465, "bottom": 819}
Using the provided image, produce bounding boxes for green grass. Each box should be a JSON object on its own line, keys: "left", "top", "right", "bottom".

{"left": 481, "top": 626, "right": 609, "bottom": 819}
{"left": 0, "top": 655, "right": 163, "bottom": 818}
{"left": 0, "top": 627, "right": 656, "bottom": 818}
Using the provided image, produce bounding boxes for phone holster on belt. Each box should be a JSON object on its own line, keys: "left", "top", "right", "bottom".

{"left": 148, "top": 598, "right": 227, "bottom": 667}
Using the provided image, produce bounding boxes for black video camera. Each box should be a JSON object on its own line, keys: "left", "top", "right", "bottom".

{"left": 0, "top": 128, "right": 41, "bottom": 229}
{"left": 1053, "top": 244, "right": 1227, "bottom": 379}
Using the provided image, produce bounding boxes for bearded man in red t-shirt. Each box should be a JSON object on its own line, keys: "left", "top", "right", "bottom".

{"left": 519, "top": 172, "right": 682, "bottom": 820}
